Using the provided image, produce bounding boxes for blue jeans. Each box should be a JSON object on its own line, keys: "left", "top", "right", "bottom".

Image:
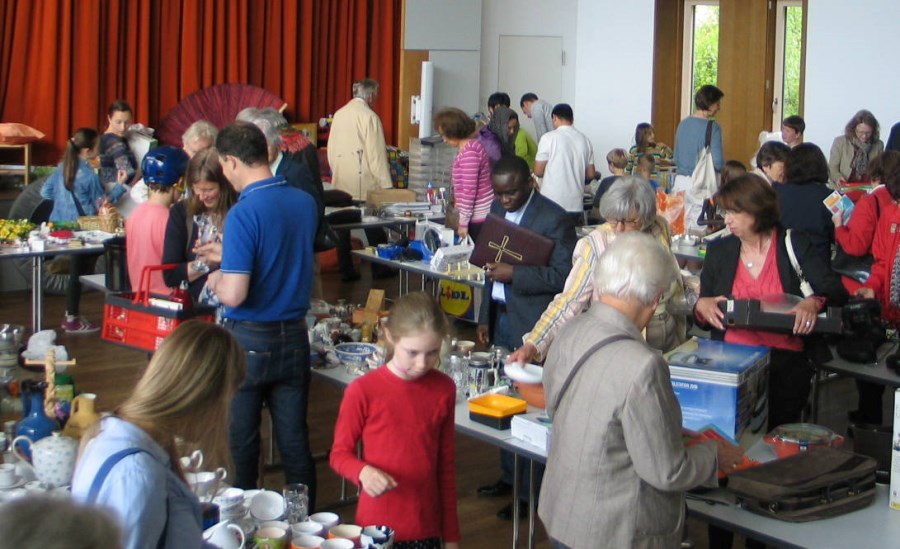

{"left": 223, "top": 318, "right": 317, "bottom": 507}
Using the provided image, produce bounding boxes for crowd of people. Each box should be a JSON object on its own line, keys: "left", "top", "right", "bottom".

{"left": 31, "top": 79, "right": 900, "bottom": 548}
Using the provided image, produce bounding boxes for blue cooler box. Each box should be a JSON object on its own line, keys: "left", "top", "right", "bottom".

{"left": 665, "top": 337, "right": 770, "bottom": 448}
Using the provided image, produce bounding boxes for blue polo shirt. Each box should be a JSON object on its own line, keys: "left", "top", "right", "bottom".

{"left": 220, "top": 176, "right": 317, "bottom": 321}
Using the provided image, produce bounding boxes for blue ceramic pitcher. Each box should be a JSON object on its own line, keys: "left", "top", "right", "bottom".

{"left": 15, "top": 380, "right": 58, "bottom": 459}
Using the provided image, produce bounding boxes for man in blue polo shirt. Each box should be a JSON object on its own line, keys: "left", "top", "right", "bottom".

{"left": 206, "top": 121, "right": 318, "bottom": 503}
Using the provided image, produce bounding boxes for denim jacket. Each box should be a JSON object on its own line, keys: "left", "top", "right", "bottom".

{"left": 41, "top": 159, "right": 126, "bottom": 221}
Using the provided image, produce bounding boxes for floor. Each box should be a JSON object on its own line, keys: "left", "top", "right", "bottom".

{"left": 0, "top": 256, "right": 890, "bottom": 549}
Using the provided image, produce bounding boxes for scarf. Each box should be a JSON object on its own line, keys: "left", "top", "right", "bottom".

{"left": 849, "top": 137, "right": 872, "bottom": 181}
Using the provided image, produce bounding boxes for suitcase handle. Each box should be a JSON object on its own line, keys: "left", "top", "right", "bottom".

{"left": 133, "top": 264, "right": 179, "bottom": 307}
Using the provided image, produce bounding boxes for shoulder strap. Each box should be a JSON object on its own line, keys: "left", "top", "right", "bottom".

{"left": 550, "top": 334, "right": 631, "bottom": 412}
{"left": 784, "top": 229, "right": 814, "bottom": 297}
{"left": 86, "top": 448, "right": 148, "bottom": 503}
{"left": 704, "top": 120, "right": 714, "bottom": 149}
{"left": 67, "top": 187, "right": 87, "bottom": 217}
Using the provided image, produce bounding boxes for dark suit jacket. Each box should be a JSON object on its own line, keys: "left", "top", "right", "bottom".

{"left": 479, "top": 192, "right": 577, "bottom": 345}
{"left": 698, "top": 226, "right": 848, "bottom": 343}
{"left": 277, "top": 155, "right": 323, "bottom": 218}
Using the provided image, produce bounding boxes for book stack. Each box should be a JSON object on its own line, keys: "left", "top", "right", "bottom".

{"left": 665, "top": 337, "right": 770, "bottom": 448}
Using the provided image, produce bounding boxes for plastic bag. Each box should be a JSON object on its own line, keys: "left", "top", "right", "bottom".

{"left": 657, "top": 190, "right": 685, "bottom": 235}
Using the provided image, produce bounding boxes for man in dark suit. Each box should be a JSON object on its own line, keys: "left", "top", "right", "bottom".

{"left": 476, "top": 155, "right": 576, "bottom": 519}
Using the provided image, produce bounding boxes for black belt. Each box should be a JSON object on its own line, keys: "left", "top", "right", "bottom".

{"left": 222, "top": 318, "right": 306, "bottom": 330}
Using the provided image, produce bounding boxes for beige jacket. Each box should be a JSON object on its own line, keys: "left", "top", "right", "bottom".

{"left": 327, "top": 98, "right": 393, "bottom": 199}
{"left": 829, "top": 135, "right": 884, "bottom": 183}
{"left": 539, "top": 303, "right": 718, "bottom": 549}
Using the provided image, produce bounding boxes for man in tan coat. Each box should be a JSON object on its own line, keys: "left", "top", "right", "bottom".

{"left": 327, "top": 78, "right": 393, "bottom": 200}
{"left": 327, "top": 78, "right": 393, "bottom": 280}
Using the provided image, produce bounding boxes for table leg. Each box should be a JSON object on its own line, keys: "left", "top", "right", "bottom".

{"left": 512, "top": 452, "right": 520, "bottom": 548}
{"left": 528, "top": 459, "right": 536, "bottom": 549}
{"left": 31, "top": 256, "right": 43, "bottom": 332}
{"left": 810, "top": 368, "right": 820, "bottom": 423}
{"left": 24, "top": 143, "right": 31, "bottom": 187}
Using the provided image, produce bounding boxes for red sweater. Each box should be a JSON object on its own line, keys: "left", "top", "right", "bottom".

{"left": 862, "top": 196, "right": 900, "bottom": 327}
{"left": 835, "top": 186, "right": 891, "bottom": 293}
{"left": 330, "top": 366, "right": 460, "bottom": 543}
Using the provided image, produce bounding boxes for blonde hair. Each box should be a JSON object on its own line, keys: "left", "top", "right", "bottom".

{"left": 606, "top": 148, "right": 628, "bottom": 169}
{"left": 86, "top": 321, "right": 246, "bottom": 468}
{"left": 636, "top": 153, "right": 656, "bottom": 177}
{"left": 384, "top": 292, "right": 451, "bottom": 342}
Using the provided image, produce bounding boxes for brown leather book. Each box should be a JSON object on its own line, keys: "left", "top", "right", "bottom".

{"left": 469, "top": 213, "right": 555, "bottom": 267}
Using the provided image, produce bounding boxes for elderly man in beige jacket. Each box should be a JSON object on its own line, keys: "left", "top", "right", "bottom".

{"left": 327, "top": 78, "right": 393, "bottom": 280}
{"left": 539, "top": 232, "right": 743, "bottom": 549}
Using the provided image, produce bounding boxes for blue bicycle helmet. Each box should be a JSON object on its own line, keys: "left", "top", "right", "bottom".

{"left": 141, "top": 146, "right": 188, "bottom": 186}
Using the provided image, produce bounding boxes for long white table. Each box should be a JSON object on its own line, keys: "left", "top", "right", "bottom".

{"left": 0, "top": 240, "right": 106, "bottom": 332}
{"left": 313, "top": 362, "right": 900, "bottom": 549}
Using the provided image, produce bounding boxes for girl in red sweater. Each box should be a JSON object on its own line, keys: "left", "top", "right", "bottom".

{"left": 331, "top": 292, "right": 460, "bottom": 549}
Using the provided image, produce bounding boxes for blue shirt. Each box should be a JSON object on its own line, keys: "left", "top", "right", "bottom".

{"left": 220, "top": 176, "right": 317, "bottom": 321}
{"left": 40, "top": 159, "right": 126, "bottom": 221}
{"left": 674, "top": 117, "right": 724, "bottom": 176}
{"left": 71, "top": 417, "right": 211, "bottom": 549}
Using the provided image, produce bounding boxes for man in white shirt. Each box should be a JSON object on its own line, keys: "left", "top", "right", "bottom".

{"left": 533, "top": 103, "right": 596, "bottom": 223}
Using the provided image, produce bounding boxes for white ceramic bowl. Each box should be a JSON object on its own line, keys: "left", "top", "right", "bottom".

{"left": 308, "top": 511, "right": 340, "bottom": 531}
{"left": 249, "top": 490, "right": 284, "bottom": 521}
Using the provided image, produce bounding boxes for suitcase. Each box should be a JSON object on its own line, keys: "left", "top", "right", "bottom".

{"left": 727, "top": 448, "right": 877, "bottom": 522}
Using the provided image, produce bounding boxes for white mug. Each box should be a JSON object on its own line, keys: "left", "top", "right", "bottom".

{"left": 179, "top": 449, "right": 204, "bottom": 473}
{"left": 203, "top": 521, "right": 245, "bottom": 549}
{"left": 0, "top": 463, "right": 16, "bottom": 487}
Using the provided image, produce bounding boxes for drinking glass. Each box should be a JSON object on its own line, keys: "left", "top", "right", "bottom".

{"left": 283, "top": 483, "right": 310, "bottom": 525}
{"left": 191, "top": 214, "right": 219, "bottom": 274}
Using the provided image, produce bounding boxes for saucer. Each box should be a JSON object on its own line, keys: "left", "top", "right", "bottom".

{"left": 0, "top": 476, "right": 27, "bottom": 490}
{"left": 504, "top": 362, "right": 544, "bottom": 384}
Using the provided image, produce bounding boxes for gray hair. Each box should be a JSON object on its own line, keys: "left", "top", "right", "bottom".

{"left": 593, "top": 232, "right": 675, "bottom": 307}
{"left": 598, "top": 176, "right": 657, "bottom": 231}
{"left": 181, "top": 120, "right": 218, "bottom": 147}
{"left": 0, "top": 496, "right": 122, "bottom": 549}
{"left": 235, "top": 107, "right": 283, "bottom": 149}
{"left": 352, "top": 78, "right": 379, "bottom": 102}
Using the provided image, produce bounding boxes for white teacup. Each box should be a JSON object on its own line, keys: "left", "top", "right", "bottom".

{"left": 0, "top": 464, "right": 16, "bottom": 488}
{"left": 203, "top": 521, "right": 245, "bottom": 549}
{"left": 185, "top": 468, "right": 226, "bottom": 502}
{"left": 214, "top": 486, "right": 245, "bottom": 510}
{"left": 320, "top": 539, "right": 353, "bottom": 549}
{"left": 292, "top": 534, "right": 325, "bottom": 549}
{"left": 291, "top": 521, "right": 324, "bottom": 537}
{"left": 308, "top": 512, "right": 339, "bottom": 531}
{"left": 179, "top": 450, "right": 204, "bottom": 473}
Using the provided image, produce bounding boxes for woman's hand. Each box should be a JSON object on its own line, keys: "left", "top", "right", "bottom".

{"left": 476, "top": 325, "right": 490, "bottom": 346}
{"left": 715, "top": 438, "right": 746, "bottom": 476}
{"left": 695, "top": 296, "right": 727, "bottom": 331}
{"left": 507, "top": 343, "right": 538, "bottom": 366}
{"left": 856, "top": 287, "right": 876, "bottom": 299}
{"left": 788, "top": 297, "right": 820, "bottom": 335}
{"left": 831, "top": 212, "right": 843, "bottom": 228}
{"left": 457, "top": 227, "right": 468, "bottom": 240}
{"left": 116, "top": 169, "right": 128, "bottom": 184}
{"left": 358, "top": 465, "right": 397, "bottom": 498}
{"left": 194, "top": 241, "right": 222, "bottom": 264}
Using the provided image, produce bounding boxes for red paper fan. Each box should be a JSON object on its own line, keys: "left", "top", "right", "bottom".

{"left": 156, "top": 83, "right": 287, "bottom": 147}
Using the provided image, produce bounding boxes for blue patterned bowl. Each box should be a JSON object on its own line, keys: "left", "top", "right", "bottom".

{"left": 334, "top": 343, "right": 379, "bottom": 365}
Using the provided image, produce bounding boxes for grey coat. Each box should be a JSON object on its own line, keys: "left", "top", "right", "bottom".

{"left": 539, "top": 303, "right": 718, "bottom": 549}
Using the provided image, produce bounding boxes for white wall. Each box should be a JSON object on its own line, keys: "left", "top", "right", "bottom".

{"left": 804, "top": 1, "right": 900, "bottom": 151}
{"left": 480, "top": 0, "right": 656, "bottom": 175}
{"left": 572, "top": 0, "right": 655, "bottom": 175}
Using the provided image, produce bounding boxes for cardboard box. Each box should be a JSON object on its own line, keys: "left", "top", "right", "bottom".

{"left": 666, "top": 338, "right": 770, "bottom": 448}
{"left": 366, "top": 188, "right": 417, "bottom": 209}
{"left": 352, "top": 289, "right": 385, "bottom": 326}
{"left": 511, "top": 412, "right": 552, "bottom": 451}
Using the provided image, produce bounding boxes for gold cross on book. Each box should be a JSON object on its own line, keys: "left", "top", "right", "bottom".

{"left": 488, "top": 236, "right": 524, "bottom": 263}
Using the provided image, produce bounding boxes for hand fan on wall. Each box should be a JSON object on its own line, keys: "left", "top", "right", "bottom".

{"left": 156, "top": 83, "right": 287, "bottom": 147}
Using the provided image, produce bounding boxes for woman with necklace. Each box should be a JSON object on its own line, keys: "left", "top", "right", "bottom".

{"left": 694, "top": 174, "right": 847, "bottom": 430}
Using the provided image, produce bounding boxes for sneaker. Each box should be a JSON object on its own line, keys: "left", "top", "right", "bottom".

{"left": 62, "top": 316, "right": 100, "bottom": 334}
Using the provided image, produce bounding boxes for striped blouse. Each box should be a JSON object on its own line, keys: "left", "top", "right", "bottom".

{"left": 451, "top": 139, "right": 494, "bottom": 229}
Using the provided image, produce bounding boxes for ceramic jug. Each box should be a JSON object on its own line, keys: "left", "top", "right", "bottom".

{"left": 15, "top": 381, "right": 58, "bottom": 459}
{"left": 62, "top": 393, "right": 100, "bottom": 439}
{"left": 12, "top": 432, "right": 79, "bottom": 488}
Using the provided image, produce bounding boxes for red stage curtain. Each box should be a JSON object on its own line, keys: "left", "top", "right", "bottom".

{"left": 0, "top": 0, "right": 401, "bottom": 166}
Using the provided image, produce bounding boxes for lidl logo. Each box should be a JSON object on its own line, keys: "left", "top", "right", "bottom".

{"left": 439, "top": 281, "right": 473, "bottom": 317}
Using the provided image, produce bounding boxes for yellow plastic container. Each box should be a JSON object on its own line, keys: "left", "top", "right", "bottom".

{"left": 467, "top": 394, "right": 527, "bottom": 418}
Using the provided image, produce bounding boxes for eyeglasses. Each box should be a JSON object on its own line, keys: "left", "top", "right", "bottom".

{"left": 856, "top": 130, "right": 873, "bottom": 138}
{"left": 611, "top": 218, "right": 641, "bottom": 228}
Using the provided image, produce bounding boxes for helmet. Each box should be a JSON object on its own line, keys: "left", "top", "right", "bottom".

{"left": 141, "top": 146, "right": 188, "bottom": 186}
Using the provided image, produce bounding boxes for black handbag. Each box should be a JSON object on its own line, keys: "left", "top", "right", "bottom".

{"left": 831, "top": 244, "right": 874, "bottom": 284}
{"left": 728, "top": 448, "right": 877, "bottom": 522}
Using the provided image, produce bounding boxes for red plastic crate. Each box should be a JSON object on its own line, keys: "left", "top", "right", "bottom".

{"left": 101, "top": 292, "right": 214, "bottom": 352}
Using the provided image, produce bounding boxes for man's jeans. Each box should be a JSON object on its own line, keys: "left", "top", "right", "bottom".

{"left": 223, "top": 318, "right": 317, "bottom": 508}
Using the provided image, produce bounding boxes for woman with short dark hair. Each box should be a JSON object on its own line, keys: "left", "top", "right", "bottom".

{"left": 754, "top": 141, "right": 790, "bottom": 184}
{"left": 695, "top": 173, "right": 847, "bottom": 430}
{"left": 776, "top": 143, "right": 834, "bottom": 264}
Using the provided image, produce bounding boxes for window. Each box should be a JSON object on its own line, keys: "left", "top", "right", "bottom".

{"left": 772, "top": 0, "right": 803, "bottom": 129}
{"left": 681, "top": 1, "right": 720, "bottom": 118}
